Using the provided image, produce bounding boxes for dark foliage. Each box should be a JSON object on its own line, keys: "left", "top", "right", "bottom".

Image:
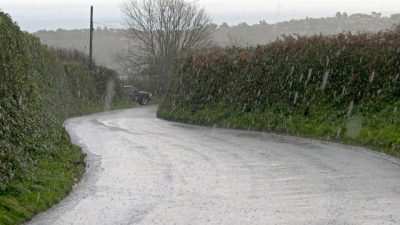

{"left": 160, "top": 25, "right": 400, "bottom": 153}
{"left": 0, "top": 13, "right": 127, "bottom": 189}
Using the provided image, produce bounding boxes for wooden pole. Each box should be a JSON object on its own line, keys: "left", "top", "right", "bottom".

{"left": 89, "top": 6, "right": 93, "bottom": 68}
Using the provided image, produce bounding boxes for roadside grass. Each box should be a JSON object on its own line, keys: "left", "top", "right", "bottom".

{"left": 111, "top": 99, "right": 137, "bottom": 110}
{"left": 0, "top": 100, "right": 136, "bottom": 225}
{"left": 0, "top": 130, "right": 85, "bottom": 225}
{"left": 88, "top": 97, "right": 161, "bottom": 114}
{"left": 74, "top": 100, "right": 136, "bottom": 116}
{"left": 158, "top": 100, "right": 400, "bottom": 158}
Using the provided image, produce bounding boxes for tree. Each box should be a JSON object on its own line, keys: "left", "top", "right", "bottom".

{"left": 121, "top": 0, "right": 213, "bottom": 95}
{"left": 371, "top": 12, "right": 382, "bottom": 18}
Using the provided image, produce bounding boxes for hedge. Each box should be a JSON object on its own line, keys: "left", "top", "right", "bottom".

{"left": 0, "top": 12, "right": 129, "bottom": 190}
{"left": 159, "top": 26, "right": 400, "bottom": 156}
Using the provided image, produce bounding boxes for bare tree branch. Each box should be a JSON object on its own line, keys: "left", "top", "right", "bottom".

{"left": 121, "top": 0, "right": 212, "bottom": 95}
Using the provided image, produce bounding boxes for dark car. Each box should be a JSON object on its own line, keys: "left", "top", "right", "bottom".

{"left": 124, "top": 86, "right": 152, "bottom": 105}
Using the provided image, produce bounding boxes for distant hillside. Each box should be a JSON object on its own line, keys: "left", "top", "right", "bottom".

{"left": 34, "top": 12, "right": 400, "bottom": 75}
{"left": 213, "top": 12, "right": 400, "bottom": 46}
{"left": 34, "top": 28, "right": 129, "bottom": 72}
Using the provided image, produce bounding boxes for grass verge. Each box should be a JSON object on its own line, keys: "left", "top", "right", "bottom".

{"left": 0, "top": 100, "right": 137, "bottom": 225}
{"left": 158, "top": 101, "right": 400, "bottom": 159}
{"left": 0, "top": 129, "right": 85, "bottom": 225}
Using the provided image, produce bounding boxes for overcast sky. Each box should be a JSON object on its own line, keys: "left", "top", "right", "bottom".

{"left": 1, "top": 0, "right": 400, "bottom": 32}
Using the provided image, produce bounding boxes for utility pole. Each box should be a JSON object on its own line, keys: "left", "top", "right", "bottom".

{"left": 89, "top": 6, "right": 94, "bottom": 68}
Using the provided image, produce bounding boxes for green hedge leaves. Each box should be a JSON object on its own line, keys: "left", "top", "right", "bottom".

{"left": 159, "top": 26, "right": 400, "bottom": 156}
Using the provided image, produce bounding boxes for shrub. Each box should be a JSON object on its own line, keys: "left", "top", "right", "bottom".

{"left": 159, "top": 25, "right": 400, "bottom": 154}
{"left": 0, "top": 12, "right": 129, "bottom": 189}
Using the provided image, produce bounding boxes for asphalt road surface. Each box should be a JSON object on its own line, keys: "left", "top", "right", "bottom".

{"left": 26, "top": 106, "right": 400, "bottom": 225}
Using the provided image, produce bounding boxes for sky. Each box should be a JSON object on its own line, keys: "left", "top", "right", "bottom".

{"left": 1, "top": 0, "right": 400, "bottom": 32}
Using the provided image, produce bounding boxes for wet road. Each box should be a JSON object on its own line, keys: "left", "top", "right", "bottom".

{"left": 26, "top": 106, "right": 400, "bottom": 225}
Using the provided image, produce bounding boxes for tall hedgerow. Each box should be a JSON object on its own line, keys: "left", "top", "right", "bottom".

{"left": 159, "top": 25, "right": 400, "bottom": 153}
{"left": 0, "top": 12, "right": 128, "bottom": 189}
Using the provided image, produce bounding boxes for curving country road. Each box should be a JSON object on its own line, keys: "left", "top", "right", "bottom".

{"left": 26, "top": 106, "right": 400, "bottom": 225}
